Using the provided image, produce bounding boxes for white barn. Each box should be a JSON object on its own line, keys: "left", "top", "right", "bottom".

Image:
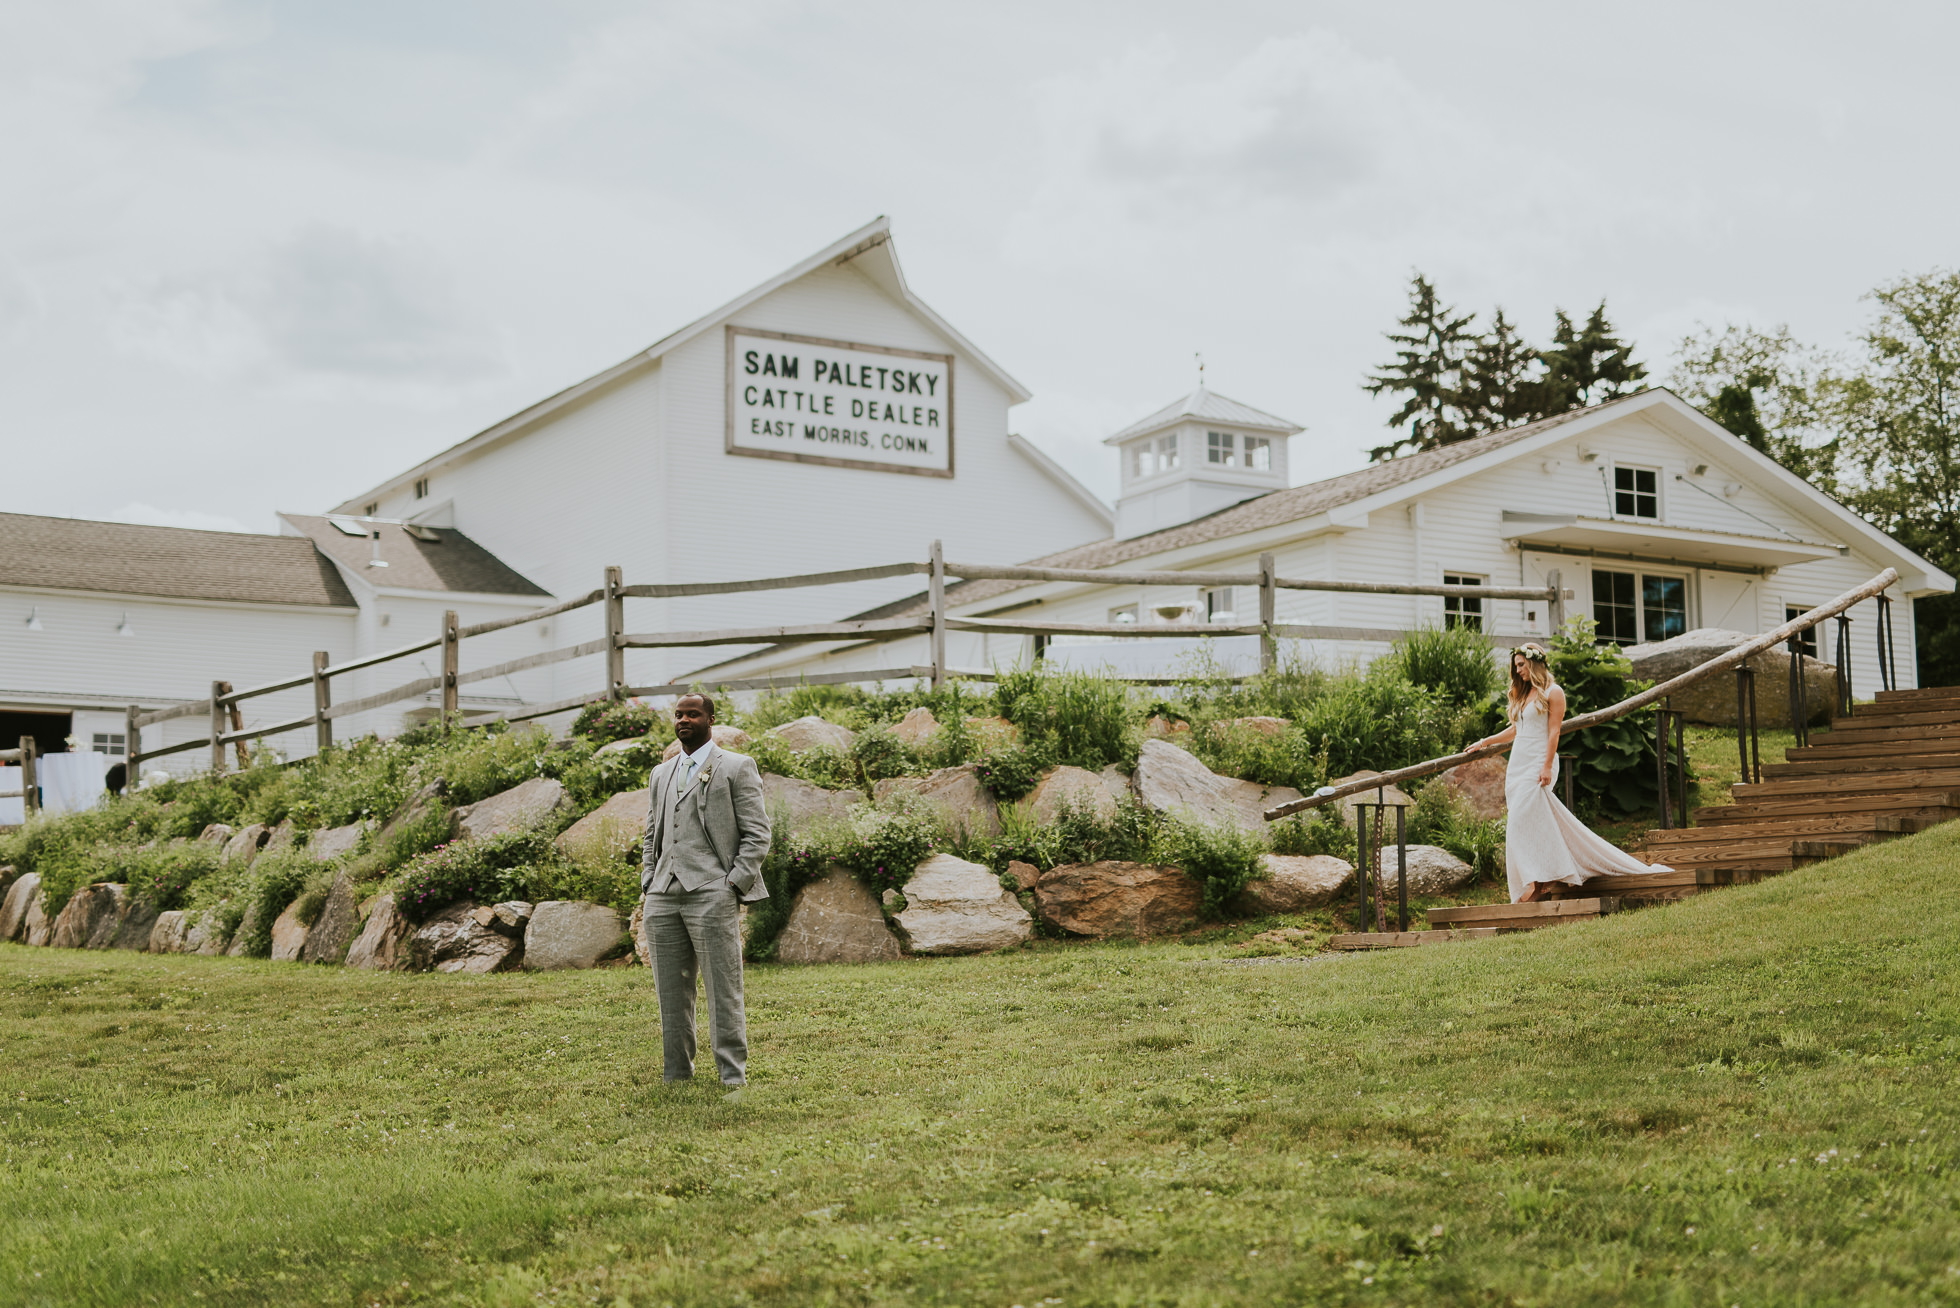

{"left": 700, "top": 388, "right": 1954, "bottom": 695}
{"left": 326, "top": 217, "right": 1113, "bottom": 697}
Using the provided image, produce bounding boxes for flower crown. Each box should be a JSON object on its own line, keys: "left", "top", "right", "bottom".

{"left": 1514, "top": 643, "right": 1549, "bottom": 663}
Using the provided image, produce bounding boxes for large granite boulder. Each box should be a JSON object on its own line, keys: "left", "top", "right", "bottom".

{"left": 225, "top": 901, "right": 269, "bottom": 957}
{"left": 660, "top": 725, "right": 752, "bottom": 761}
{"left": 1003, "top": 860, "right": 1041, "bottom": 894}
{"left": 344, "top": 893, "right": 414, "bottom": 970}
{"left": 197, "top": 823, "right": 234, "bottom": 845}
{"left": 51, "top": 883, "right": 129, "bottom": 950}
{"left": 0, "top": 865, "right": 16, "bottom": 898}
{"left": 408, "top": 901, "right": 524, "bottom": 973}
{"left": 1624, "top": 627, "right": 1836, "bottom": 726}
{"left": 269, "top": 902, "right": 310, "bottom": 961}
{"left": 873, "top": 765, "right": 1001, "bottom": 837}
{"left": 768, "top": 715, "right": 856, "bottom": 753}
{"left": 0, "top": 871, "right": 41, "bottom": 942}
{"left": 262, "top": 821, "right": 299, "bottom": 854}
{"left": 891, "top": 707, "right": 941, "bottom": 748}
{"left": 1144, "top": 715, "right": 1192, "bottom": 739}
{"left": 299, "top": 870, "right": 362, "bottom": 965}
{"left": 893, "top": 854, "right": 1032, "bottom": 955}
{"left": 24, "top": 890, "right": 52, "bottom": 946}
{"left": 453, "top": 777, "right": 568, "bottom": 842}
{"left": 1393, "top": 845, "right": 1478, "bottom": 896}
{"left": 148, "top": 910, "right": 190, "bottom": 954}
{"left": 1233, "top": 854, "right": 1356, "bottom": 915}
{"left": 1034, "top": 861, "right": 1203, "bottom": 938}
{"left": 186, "top": 912, "right": 228, "bottom": 956}
{"left": 1437, "top": 756, "right": 1508, "bottom": 820}
{"left": 1026, "top": 766, "right": 1120, "bottom": 825}
{"left": 556, "top": 789, "right": 648, "bottom": 861}
{"left": 110, "top": 899, "right": 163, "bottom": 951}
{"left": 628, "top": 901, "right": 650, "bottom": 967}
{"left": 774, "top": 867, "right": 902, "bottom": 964}
{"left": 1328, "top": 771, "right": 1416, "bottom": 830}
{"left": 220, "top": 824, "right": 271, "bottom": 864}
{"left": 760, "top": 773, "right": 861, "bottom": 829}
{"left": 522, "top": 901, "right": 627, "bottom": 970}
{"left": 1132, "top": 740, "right": 1303, "bottom": 833}
{"left": 308, "top": 822, "right": 366, "bottom": 863}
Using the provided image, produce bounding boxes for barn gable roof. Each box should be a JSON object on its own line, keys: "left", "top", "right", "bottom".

{"left": 280, "top": 516, "right": 550, "bottom": 597}
{"left": 0, "top": 512, "right": 358, "bottom": 608}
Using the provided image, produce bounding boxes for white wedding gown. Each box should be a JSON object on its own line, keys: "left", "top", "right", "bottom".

{"left": 1505, "top": 692, "right": 1672, "bottom": 902}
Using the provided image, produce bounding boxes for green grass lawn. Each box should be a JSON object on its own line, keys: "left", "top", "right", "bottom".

{"left": 6, "top": 825, "right": 1959, "bottom": 1307}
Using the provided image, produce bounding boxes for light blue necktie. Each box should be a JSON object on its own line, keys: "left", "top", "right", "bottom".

{"left": 677, "top": 755, "right": 699, "bottom": 805}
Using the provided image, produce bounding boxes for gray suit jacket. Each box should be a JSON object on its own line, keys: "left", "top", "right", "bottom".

{"left": 641, "top": 743, "right": 773, "bottom": 902}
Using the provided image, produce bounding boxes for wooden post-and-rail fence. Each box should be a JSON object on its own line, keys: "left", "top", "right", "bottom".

{"left": 118, "top": 542, "right": 1582, "bottom": 785}
{"left": 0, "top": 738, "right": 39, "bottom": 817}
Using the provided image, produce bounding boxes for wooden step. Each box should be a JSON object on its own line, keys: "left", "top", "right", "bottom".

{"left": 1642, "top": 814, "right": 1931, "bottom": 846}
{"left": 1825, "top": 706, "right": 1960, "bottom": 731}
{"left": 1793, "top": 839, "right": 1867, "bottom": 864}
{"left": 1427, "top": 897, "right": 1618, "bottom": 929}
{"left": 1784, "top": 737, "right": 1960, "bottom": 760}
{"left": 1874, "top": 686, "right": 1960, "bottom": 705}
{"left": 1764, "top": 754, "right": 1960, "bottom": 777}
{"left": 1641, "top": 831, "right": 1897, "bottom": 863}
{"left": 1732, "top": 769, "right": 1960, "bottom": 800}
{"left": 1328, "top": 928, "right": 1501, "bottom": 950}
{"left": 1693, "top": 794, "right": 1960, "bottom": 823}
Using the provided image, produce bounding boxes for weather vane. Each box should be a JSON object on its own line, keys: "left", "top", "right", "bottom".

{"left": 1196, "top": 352, "right": 1205, "bottom": 387}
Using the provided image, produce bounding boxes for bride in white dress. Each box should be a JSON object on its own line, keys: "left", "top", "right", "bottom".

{"left": 1468, "top": 643, "right": 1672, "bottom": 903}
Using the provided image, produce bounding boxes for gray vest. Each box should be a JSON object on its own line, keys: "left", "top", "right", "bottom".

{"left": 655, "top": 777, "right": 727, "bottom": 892}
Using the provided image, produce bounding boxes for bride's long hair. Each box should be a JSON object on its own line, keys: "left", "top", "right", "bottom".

{"left": 1507, "top": 644, "right": 1555, "bottom": 722}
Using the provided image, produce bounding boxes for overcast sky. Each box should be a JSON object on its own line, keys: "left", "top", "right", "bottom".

{"left": 5, "top": 1, "right": 1956, "bottom": 534}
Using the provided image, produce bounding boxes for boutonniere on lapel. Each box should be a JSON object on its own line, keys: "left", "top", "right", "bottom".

{"left": 696, "top": 763, "right": 714, "bottom": 789}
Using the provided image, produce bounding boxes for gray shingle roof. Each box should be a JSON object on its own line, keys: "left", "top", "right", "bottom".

{"left": 0, "top": 512, "right": 358, "bottom": 608}
{"left": 865, "top": 397, "right": 1622, "bottom": 620}
{"left": 1103, "top": 386, "right": 1304, "bottom": 444}
{"left": 281, "top": 516, "right": 550, "bottom": 597}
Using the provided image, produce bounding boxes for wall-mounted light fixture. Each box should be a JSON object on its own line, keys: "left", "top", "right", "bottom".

{"left": 25, "top": 606, "right": 44, "bottom": 632}
{"left": 116, "top": 611, "right": 135, "bottom": 638}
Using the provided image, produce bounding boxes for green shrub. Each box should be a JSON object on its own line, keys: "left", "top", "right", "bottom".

{"left": 1294, "top": 673, "right": 1468, "bottom": 778}
{"left": 972, "top": 744, "right": 1049, "bottom": 801}
{"left": 1386, "top": 624, "right": 1502, "bottom": 708}
{"left": 1548, "top": 617, "right": 1687, "bottom": 816}
{"left": 849, "top": 724, "right": 924, "bottom": 782}
{"left": 987, "top": 796, "right": 1159, "bottom": 874}
{"left": 1270, "top": 811, "right": 1351, "bottom": 858}
{"left": 390, "top": 829, "right": 557, "bottom": 924}
{"left": 1159, "top": 818, "right": 1269, "bottom": 919}
{"left": 572, "top": 700, "right": 671, "bottom": 745}
{"left": 371, "top": 798, "right": 455, "bottom": 872}
{"left": 1406, "top": 781, "right": 1505, "bottom": 881}
{"left": 1188, "top": 722, "right": 1323, "bottom": 790}
{"left": 95, "top": 842, "right": 225, "bottom": 911}
{"left": 833, "top": 800, "right": 938, "bottom": 895}
{"left": 995, "top": 666, "right": 1137, "bottom": 771}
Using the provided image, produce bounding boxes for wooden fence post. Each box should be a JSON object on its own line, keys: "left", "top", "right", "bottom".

{"left": 928, "top": 540, "right": 947, "bottom": 690}
{"left": 312, "top": 651, "right": 333, "bottom": 753}
{"left": 441, "top": 610, "right": 460, "bottom": 732}
{"left": 1258, "top": 552, "right": 1277, "bottom": 674}
{"left": 604, "top": 566, "right": 625, "bottom": 702}
{"left": 224, "top": 689, "right": 252, "bottom": 770}
{"left": 21, "top": 736, "right": 38, "bottom": 816}
{"left": 124, "top": 704, "right": 140, "bottom": 790}
{"left": 1546, "top": 569, "right": 1565, "bottom": 636}
{"left": 209, "top": 681, "right": 227, "bottom": 774}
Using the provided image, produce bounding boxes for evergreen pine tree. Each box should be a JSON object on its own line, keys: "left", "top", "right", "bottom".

{"left": 1458, "top": 307, "right": 1544, "bottom": 433}
{"left": 1364, "top": 273, "right": 1478, "bottom": 460}
{"left": 1538, "top": 301, "right": 1649, "bottom": 409}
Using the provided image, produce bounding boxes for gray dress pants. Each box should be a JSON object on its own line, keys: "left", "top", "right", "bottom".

{"left": 644, "top": 884, "right": 747, "bottom": 1085}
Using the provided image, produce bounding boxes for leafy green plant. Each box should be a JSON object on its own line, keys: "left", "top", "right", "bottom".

{"left": 389, "top": 829, "right": 558, "bottom": 924}
{"left": 1406, "top": 781, "right": 1505, "bottom": 880}
{"left": 1547, "top": 616, "right": 1685, "bottom": 816}
{"left": 1386, "top": 624, "right": 1502, "bottom": 707}
{"left": 849, "top": 724, "right": 923, "bottom": 783}
{"left": 986, "top": 796, "right": 1160, "bottom": 874}
{"left": 1188, "top": 722, "right": 1322, "bottom": 790}
{"left": 1269, "top": 812, "right": 1351, "bottom": 859}
{"left": 572, "top": 700, "right": 670, "bottom": 745}
{"left": 972, "top": 744, "right": 1049, "bottom": 801}
{"left": 1159, "top": 818, "right": 1269, "bottom": 918}
{"left": 995, "top": 666, "right": 1136, "bottom": 771}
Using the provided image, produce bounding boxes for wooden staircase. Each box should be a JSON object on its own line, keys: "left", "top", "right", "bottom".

{"left": 1330, "top": 685, "right": 1960, "bottom": 949}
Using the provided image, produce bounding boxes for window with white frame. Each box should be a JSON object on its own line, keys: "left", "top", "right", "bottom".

{"left": 1443, "top": 573, "right": 1484, "bottom": 632}
{"left": 1203, "top": 587, "right": 1237, "bottom": 621}
{"left": 1157, "top": 433, "right": 1179, "bottom": 471}
{"left": 1131, "top": 434, "right": 1179, "bottom": 478}
{"left": 1243, "top": 436, "right": 1271, "bottom": 470}
{"left": 1613, "top": 464, "right": 1660, "bottom": 519}
{"left": 414, "top": 477, "right": 429, "bottom": 499}
{"left": 1786, "top": 606, "right": 1818, "bottom": 658}
{"left": 1206, "top": 431, "right": 1236, "bottom": 466}
{"left": 92, "top": 732, "right": 127, "bottom": 759}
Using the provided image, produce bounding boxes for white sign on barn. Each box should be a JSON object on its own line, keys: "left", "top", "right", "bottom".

{"left": 725, "top": 326, "right": 954, "bottom": 477}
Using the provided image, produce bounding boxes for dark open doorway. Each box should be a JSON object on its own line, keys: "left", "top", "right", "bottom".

{"left": 0, "top": 710, "right": 72, "bottom": 756}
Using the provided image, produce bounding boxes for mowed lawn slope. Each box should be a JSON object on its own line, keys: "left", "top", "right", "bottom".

{"left": 4, "top": 832, "right": 1958, "bottom": 1308}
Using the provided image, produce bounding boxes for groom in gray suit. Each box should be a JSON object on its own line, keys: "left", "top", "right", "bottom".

{"left": 642, "top": 693, "right": 772, "bottom": 1089}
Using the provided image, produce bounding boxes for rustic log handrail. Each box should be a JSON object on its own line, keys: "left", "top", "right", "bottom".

{"left": 1263, "top": 567, "right": 1902, "bottom": 821}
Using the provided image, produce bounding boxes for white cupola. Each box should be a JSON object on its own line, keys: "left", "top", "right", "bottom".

{"left": 1105, "top": 387, "right": 1302, "bottom": 540}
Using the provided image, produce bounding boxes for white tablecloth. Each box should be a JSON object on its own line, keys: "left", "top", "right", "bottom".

{"left": 39, "top": 751, "right": 109, "bottom": 816}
